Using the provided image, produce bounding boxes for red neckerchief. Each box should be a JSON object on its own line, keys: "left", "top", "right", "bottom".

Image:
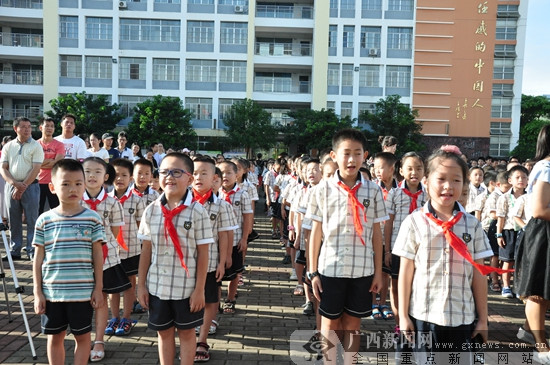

{"left": 109, "top": 187, "right": 132, "bottom": 251}
{"left": 425, "top": 211, "right": 514, "bottom": 275}
{"left": 220, "top": 184, "right": 239, "bottom": 204}
{"left": 82, "top": 189, "right": 109, "bottom": 260}
{"left": 132, "top": 188, "right": 143, "bottom": 197}
{"left": 160, "top": 195, "right": 189, "bottom": 275}
{"left": 192, "top": 188, "right": 213, "bottom": 205}
{"left": 402, "top": 184, "right": 423, "bottom": 213}
{"left": 337, "top": 179, "right": 367, "bottom": 246}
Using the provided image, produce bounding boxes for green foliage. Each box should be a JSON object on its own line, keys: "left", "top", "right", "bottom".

{"left": 126, "top": 95, "right": 196, "bottom": 150}
{"left": 358, "top": 95, "right": 423, "bottom": 155}
{"left": 520, "top": 94, "right": 550, "bottom": 128}
{"left": 46, "top": 92, "right": 123, "bottom": 135}
{"left": 282, "top": 109, "right": 354, "bottom": 154}
{"left": 511, "top": 118, "right": 550, "bottom": 161}
{"left": 223, "top": 99, "right": 276, "bottom": 158}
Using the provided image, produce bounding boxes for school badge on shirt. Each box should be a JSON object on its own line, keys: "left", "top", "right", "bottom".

{"left": 363, "top": 199, "right": 370, "bottom": 208}
{"left": 210, "top": 214, "right": 217, "bottom": 221}
{"left": 103, "top": 211, "right": 109, "bottom": 218}
{"left": 235, "top": 201, "right": 240, "bottom": 206}
{"left": 184, "top": 221, "right": 192, "bottom": 230}
{"left": 463, "top": 233, "right": 472, "bottom": 243}
{"left": 129, "top": 208, "right": 135, "bottom": 215}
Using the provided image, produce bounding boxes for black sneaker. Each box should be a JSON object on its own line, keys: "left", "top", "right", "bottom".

{"left": 303, "top": 301, "right": 314, "bottom": 316}
{"left": 282, "top": 255, "right": 291, "bottom": 264}
{"left": 2, "top": 254, "right": 22, "bottom": 261}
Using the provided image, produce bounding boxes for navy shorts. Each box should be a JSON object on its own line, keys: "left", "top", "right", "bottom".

{"left": 147, "top": 294, "right": 204, "bottom": 331}
{"left": 222, "top": 246, "right": 244, "bottom": 281}
{"left": 499, "top": 229, "right": 517, "bottom": 262}
{"left": 121, "top": 254, "right": 140, "bottom": 276}
{"left": 486, "top": 220, "right": 499, "bottom": 256}
{"left": 270, "top": 202, "right": 282, "bottom": 220}
{"left": 103, "top": 264, "right": 132, "bottom": 294}
{"left": 41, "top": 301, "right": 93, "bottom": 335}
{"left": 318, "top": 275, "right": 374, "bottom": 319}
{"left": 295, "top": 249, "right": 306, "bottom": 265}
{"left": 390, "top": 254, "right": 400, "bottom": 279}
{"left": 205, "top": 271, "right": 221, "bottom": 304}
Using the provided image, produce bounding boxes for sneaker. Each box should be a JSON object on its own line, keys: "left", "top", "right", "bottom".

{"left": 517, "top": 326, "right": 536, "bottom": 344}
{"left": 290, "top": 269, "right": 298, "bottom": 280}
{"left": 303, "top": 301, "right": 314, "bottom": 316}
{"left": 282, "top": 255, "right": 291, "bottom": 264}
{"left": 115, "top": 318, "right": 132, "bottom": 336}
{"left": 502, "top": 287, "right": 514, "bottom": 298}
{"left": 105, "top": 317, "right": 119, "bottom": 335}
{"left": 533, "top": 350, "right": 550, "bottom": 365}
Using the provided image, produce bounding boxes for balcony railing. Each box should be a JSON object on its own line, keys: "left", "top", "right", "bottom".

{"left": 0, "top": 32, "right": 43, "bottom": 48}
{"left": 0, "top": 0, "right": 43, "bottom": 8}
{"left": 2, "top": 107, "right": 43, "bottom": 121}
{"left": 254, "top": 78, "right": 310, "bottom": 93}
{"left": 255, "top": 42, "right": 312, "bottom": 56}
{"left": 0, "top": 70, "right": 44, "bottom": 85}
{"left": 256, "top": 4, "right": 313, "bottom": 19}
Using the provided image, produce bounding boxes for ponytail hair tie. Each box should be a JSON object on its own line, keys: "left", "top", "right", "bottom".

{"left": 440, "top": 145, "right": 462, "bottom": 156}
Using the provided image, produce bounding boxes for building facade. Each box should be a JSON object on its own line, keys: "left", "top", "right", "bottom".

{"left": 0, "top": 0, "right": 527, "bottom": 157}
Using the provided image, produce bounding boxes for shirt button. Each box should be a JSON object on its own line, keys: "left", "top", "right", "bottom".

{"left": 444, "top": 271, "right": 448, "bottom": 275}
{"left": 444, "top": 249, "right": 449, "bottom": 254}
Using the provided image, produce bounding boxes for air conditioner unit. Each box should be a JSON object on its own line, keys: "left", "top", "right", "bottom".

{"left": 234, "top": 5, "right": 244, "bottom": 13}
{"left": 119, "top": 1, "right": 127, "bottom": 9}
{"left": 368, "top": 48, "right": 379, "bottom": 57}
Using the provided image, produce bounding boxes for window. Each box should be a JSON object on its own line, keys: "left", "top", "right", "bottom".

{"left": 341, "top": 0, "right": 354, "bottom": 10}
{"left": 120, "top": 19, "right": 180, "bottom": 42}
{"left": 187, "top": 21, "right": 214, "bottom": 44}
{"left": 60, "top": 16, "right": 78, "bottom": 39}
{"left": 497, "top": 4, "right": 519, "bottom": 17}
{"left": 189, "top": 0, "right": 213, "bottom": 3}
{"left": 219, "top": 0, "right": 247, "bottom": 4}
{"left": 329, "top": 25, "right": 337, "bottom": 48}
{"left": 494, "top": 44, "right": 516, "bottom": 57}
{"left": 186, "top": 98, "right": 212, "bottom": 120}
{"left": 387, "top": 27, "right": 412, "bottom": 50}
{"left": 186, "top": 59, "right": 216, "bottom": 82}
{"left": 85, "top": 56, "right": 112, "bottom": 79}
{"left": 86, "top": 17, "right": 113, "bottom": 40}
{"left": 362, "top": 0, "right": 381, "bottom": 10}
{"left": 490, "top": 122, "right": 512, "bottom": 136}
{"left": 493, "top": 59, "right": 514, "bottom": 79}
{"left": 119, "top": 95, "right": 150, "bottom": 117}
{"left": 328, "top": 64, "right": 340, "bottom": 86}
{"left": 220, "top": 22, "right": 247, "bottom": 45}
{"left": 153, "top": 59, "right": 180, "bottom": 81}
{"left": 358, "top": 102, "right": 376, "bottom": 113}
{"left": 254, "top": 72, "right": 291, "bottom": 92}
{"left": 155, "top": 0, "right": 181, "bottom": 3}
{"left": 330, "top": 0, "right": 338, "bottom": 9}
{"left": 342, "top": 64, "right": 353, "bottom": 86}
{"left": 492, "top": 83, "right": 514, "bottom": 97}
{"left": 220, "top": 61, "right": 246, "bottom": 83}
{"left": 119, "top": 58, "right": 146, "bottom": 80}
{"left": 359, "top": 65, "right": 379, "bottom": 87}
{"left": 360, "top": 26, "right": 381, "bottom": 50}
{"left": 343, "top": 26, "right": 354, "bottom": 48}
{"left": 388, "top": 0, "right": 413, "bottom": 11}
{"left": 496, "top": 19, "right": 517, "bottom": 40}
{"left": 60, "top": 55, "right": 82, "bottom": 77}
{"left": 341, "top": 102, "right": 352, "bottom": 118}
{"left": 327, "top": 101, "right": 335, "bottom": 110}
{"left": 491, "top": 98, "right": 513, "bottom": 119}
{"left": 219, "top": 98, "right": 241, "bottom": 120}
{"left": 490, "top": 136, "right": 510, "bottom": 157}
{"left": 386, "top": 66, "right": 410, "bottom": 88}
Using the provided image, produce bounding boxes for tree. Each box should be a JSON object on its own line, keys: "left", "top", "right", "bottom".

{"left": 223, "top": 99, "right": 277, "bottom": 158}
{"left": 511, "top": 118, "right": 550, "bottom": 161}
{"left": 126, "top": 95, "right": 196, "bottom": 150}
{"left": 282, "top": 109, "right": 354, "bottom": 154}
{"left": 358, "top": 95, "right": 423, "bottom": 155}
{"left": 520, "top": 94, "right": 550, "bottom": 128}
{"left": 46, "top": 92, "right": 123, "bottom": 135}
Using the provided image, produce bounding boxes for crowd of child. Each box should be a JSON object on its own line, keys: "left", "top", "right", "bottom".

{"left": 21, "top": 114, "right": 550, "bottom": 364}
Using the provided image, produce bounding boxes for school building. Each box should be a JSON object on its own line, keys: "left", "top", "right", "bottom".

{"left": 0, "top": 0, "right": 527, "bottom": 157}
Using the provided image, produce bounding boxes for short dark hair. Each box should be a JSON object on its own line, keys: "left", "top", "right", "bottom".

{"left": 507, "top": 165, "right": 528, "bottom": 177}
{"left": 51, "top": 159, "right": 84, "bottom": 180}
{"left": 118, "top": 131, "right": 128, "bottom": 139}
{"left": 83, "top": 156, "right": 108, "bottom": 173}
{"left": 378, "top": 135, "right": 397, "bottom": 148}
{"left": 13, "top": 116, "right": 31, "bottom": 128}
{"left": 162, "top": 152, "right": 194, "bottom": 173}
{"left": 218, "top": 160, "right": 238, "bottom": 174}
{"left": 110, "top": 158, "right": 134, "bottom": 175}
{"left": 134, "top": 158, "right": 154, "bottom": 173}
{"left": 374, "top": 152, "right": 398, "bottom": 167}
{"left": 61, "top": 113, "right": 76, "bottom": 122}
{"left": 332, "top": 128, "right": 368, "bottom": 152}
{"left": 40, "top": 116, "right": 55, "bottom": 126}
{"left": 483, "top": 170, "right": 497, "bottom": 186}
{"left": 496, "top": 171, "right": 508, "bottom": 184}
{"left": 193, "top": 155, "right": 216, "bottom": 173}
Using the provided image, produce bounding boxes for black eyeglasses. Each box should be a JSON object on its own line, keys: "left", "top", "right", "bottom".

{"left": 158, "top": 169, "right": 189, "bottom": 178}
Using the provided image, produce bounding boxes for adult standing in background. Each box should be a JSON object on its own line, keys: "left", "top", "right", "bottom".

{"left": 0, "top": 117, "right": 44, "bottom": 261}
{"left": 54, "top": 113, "right": 89, "bottom": 160}
{"left": 0, "top": 136, "right": 11, "bottom": 224}
{"left": 153, "top": 142, "right": 165, "bottom": 166}
{"left": 379, "top": 135, "right": 398, "bottom": 154}
{"left": 37, "top": 117, "right": 64, "bottom": 215}
{"left": 102, "top": 133, "right": 120, "bottom": 161}
{"left": 116, "top": 131, "right": 133, "bottom": 160}
{"left": 88, "top": 132, "right": 110, "bottom": 162}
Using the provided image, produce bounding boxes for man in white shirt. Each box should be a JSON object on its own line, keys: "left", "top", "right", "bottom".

{"left": 153, "top": 142, "right": 166, "bottom": 166}
{"left": 54, "top": 114, "right": 89, "bottom": 161}
{"left": 117, "top": 131, "right": 133, "bottom": 160}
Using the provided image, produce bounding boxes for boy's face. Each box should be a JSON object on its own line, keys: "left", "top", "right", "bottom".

{"left": 497, "top": 181, "right": 511, "bottom": 193}
{"left": 306, "top": 162, "right": 322, "bottom": 185}
{"left": 83, "top": 161, "right": 108, "bottom": 191}
{"left": 469, "top": 169, "right": 484, "bottom": 186}
{"left": 133, "top": 163, "right": 152, "bottom": 190}
{"left": 373, "top": 158, "right": 395, "bottom": 183}
{"left": 273, "top": 163, "right": 281, "bottom": 172}
{"left": 220, "top": 163, "right": 237, "bottom": 190}
{"left": 113, "top": 165, "right": 132, "bottom": 193}
{"left": 149, "top": 177, "right": 160, "bottom": 191}
{"left": 212, "top": 173, "right": 222, "bottom": 192}
{"left": 103, "top": 138, "right": 113, "bottom": 149}
{"left": 330, "top": 140, "right": 366, "bottom": 180}
{"left": 322, "top": 161, "right": 337, "bottom": 180}
{"left": 50, "top": 169, "right": 86, "bottom": 205}
{"left": 159, "top": 156, "right": 192, "bottom": 197}
{"left": 508, "top": 171, "right": 527, "bottom": 191}
{"left": 193, "top": 161, "right": 215, "bottom": 193}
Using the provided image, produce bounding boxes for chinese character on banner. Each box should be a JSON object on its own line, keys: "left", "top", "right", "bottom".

{"left": 448, "top": 352, "right": 460, "bottom": 364}
{"left": 472, "top": 99, "right": 484, "bottom": 108}
{"left": 475, "top": 20, "right": 488, "bottom": 36}
{"left": 475, "top": 41, "right": 486, "bottom": 52}
{"left": 478, "top": 1, "right": 489, "bottom": 14}
{"left": 400, "top": 352, "right": 414, "bottom": 365}
{"left": 497, "top": 352, "right": 508, "bottom": 364}
{"left": 474, "top": 59, "right": 485, "bottom": 74}
{"left": 473, "top": 81, "right": 484, "bottom": 92}
{"left": 376, "top": 352, "right": 388, "bottom": 365}
{"left": 352, "top": 352, "right": 364, "bottom": 364}
{"left": 521, "top": 352, "right": 533, "bottom": 364}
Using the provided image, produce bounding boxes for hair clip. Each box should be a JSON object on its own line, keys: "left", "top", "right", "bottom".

{"left": 440, "top": 145, "right": 462, "bottom": 156}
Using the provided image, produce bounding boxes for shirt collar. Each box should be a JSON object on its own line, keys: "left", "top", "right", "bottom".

{"left": 332, "top": 169, "right": 363, "bottom": 188}
{"left": 424, "top": 200, "right": 464, "bottom": 219}
{"left": 16, "top": 136, "right": 33, "bottom": 145}
{"left": 160, "top": 189, "right": 192, "bottom": 208}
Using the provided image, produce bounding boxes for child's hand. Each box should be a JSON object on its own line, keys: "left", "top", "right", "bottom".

{"left": 237, "top": 239, "right": 248, "bottom": 253}
{"left": 472, "top": 319, "right": 488, "bottom": 344}
{"left": 312, "top": 277, "right": 322, "bottom": 302}
{"left": 215, "top": 263, "right": 225, "bottom": 282}
{"left": 369, "top": 272, "right": 384, "bottom": 294}
{"left": 384, "top": 251, "right": 392, "bottom": 268}
{"left": 34, "top": 292, "right": 46, "bottom": 315}
{"left": 293, "top": 240, "right": 300, "bottom": 250}
{"left": 497, "top": 237, "right": 506, "bottom": 248}
{"left": 91, "top": 288, "right": 104, "bottom": 309}
{"left": 288, "top": 230, "right": 295, "bottom": 242}
{"left": 137, "top": 285, "right": 149, "bottom": 310}
{"left": 399, "top": 316, "right": 415, "bottom": 344}
{"left": 190, "top": 289, "right": 205, "bottom": 313}
{"left": 225, "top": 255, "right": 232, "bottom": 269}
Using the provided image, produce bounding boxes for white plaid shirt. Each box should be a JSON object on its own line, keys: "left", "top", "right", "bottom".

{"left": 240, "top": 179, "right": 259, "bottom": 201}
{"left": 263, "top": 170, "right": 279, "bottom": 202}
{"left": 496, "top": 189, "right": 524, "bottom": 231}
{"left": 132, "top": 185, "right": 160, "bottom": 209}
{"left": 137, "top": 191, "right": 214, "bottom": 300}
{"left": 513, "top": 194, "right": 532, "bottom": 224}
{"left": 474, "top": 192, "right": 493, "bottom": 231}
{"left": 386, "top": 185, "right": 428, "bottom": 249}
{"left": 466, "top": 183, "right": 486, "bottom": 212}
{"left": 392, "top": 202, "right": 493, "bottom": 327}
{"left": 218, "top": 185, "right": 253, "bottom": 246}
{"left": 306, "top": 171, "right": 388, "bottom": 278}
{"left": 109, "top": 186, "right": 145, "bottom": 259}
{"left": 81, "top": 189, "right": 125, "bottom": 270}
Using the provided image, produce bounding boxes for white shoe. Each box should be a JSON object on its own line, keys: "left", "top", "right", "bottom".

{"left": 289, "top": 269, "right": 297, "bottom": 280}
{"left": 517, "top": 327, "right": 536, "bottom": 344}
{"left": 533, "top": 350, "right": 550, "bottom": 364}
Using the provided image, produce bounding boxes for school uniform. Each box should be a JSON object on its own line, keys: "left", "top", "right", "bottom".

{"left": 466, "top": 183, "right": 486, "bottom": 213}
{"left": 496, "top": 189, "right": 524, "bottom": 261}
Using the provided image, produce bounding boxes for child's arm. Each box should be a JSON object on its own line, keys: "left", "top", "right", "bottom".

{"left": 225, "top": 230, "right": 234, "bottom": 269}
{"left": 384, "top": 214, "right": 394, "bottom": 267}
{"left": 474, "top": 210, "right": 481, "bottom": 220}
{"left": 514, "top": 216, "right": 526, "bottom": 230}
{"left": 496, "top": 216, "right": 506, "bottom": 247}
{"left": 309, "top": 219, "right": 323, "bottom": 301}
{"left": 238, "top": 213, "right": 253, "bottom": 253}
{"left": 190, "top": 244, "right": 208, "bottom": 313}
{"left": 471, "top": 258, "right": 488, "bottom": 342}
{"left": 137, "top": 239, "right": 152, "bottom": 309}
{"left": 32, "top": 246, "right": 46, "bottom": 315}
{"left": 370, "top": 222, "right": 383, "bottom": 294}
{"left": 216, "top": 231, "right": 228, "bottom": 282}
{"left": 91, "top": 240, "right": 104, "bottom": 309}
{"left": 293, "top": 212, "right": 303, "bottom": 250}
{"left": 398, "top": 257, "right": 415, "bottom": 339}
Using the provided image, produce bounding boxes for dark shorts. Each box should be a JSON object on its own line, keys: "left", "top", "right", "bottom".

{"left": 270, "top": 202, "right": 282, "bottom": 220}
{"left": 382, "top": 250, "right": 391, "bottom": 276}
{"left": 390, "top": 254, "right": 400, "bottom": 278}
{"left": 103, "top": 264, "right": 132, "bottom": 294}
{"left": 121, "top": 254, "right": 140, "bottom": 276}
{"left": 282, "top": 213, "right": 289, "bottom": 240}
{"left": 41, "top": 301, "right": 93, "bottom": 335}
{"left": 295, "top": 249, "right": 306, "bottom": 265}
{"left": 205, "top": 271, "right": 221, "bottom": 304}
{"left": 147, "top": 294, "right": 204, "bottom": 331}
{"left": 318, "top": 275, "right": 374, "bottom": 319}
{"left": 499, "top": 229, "right": 517, "bottom": 262}
{"left": 222, "top": 246, "right": 244, "bottom": 281}
{"left": 486, "top": 220, "right": 499, "bottom": 256}
{"left": 412, "top": 316, "right": 474, "bottom": 352}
